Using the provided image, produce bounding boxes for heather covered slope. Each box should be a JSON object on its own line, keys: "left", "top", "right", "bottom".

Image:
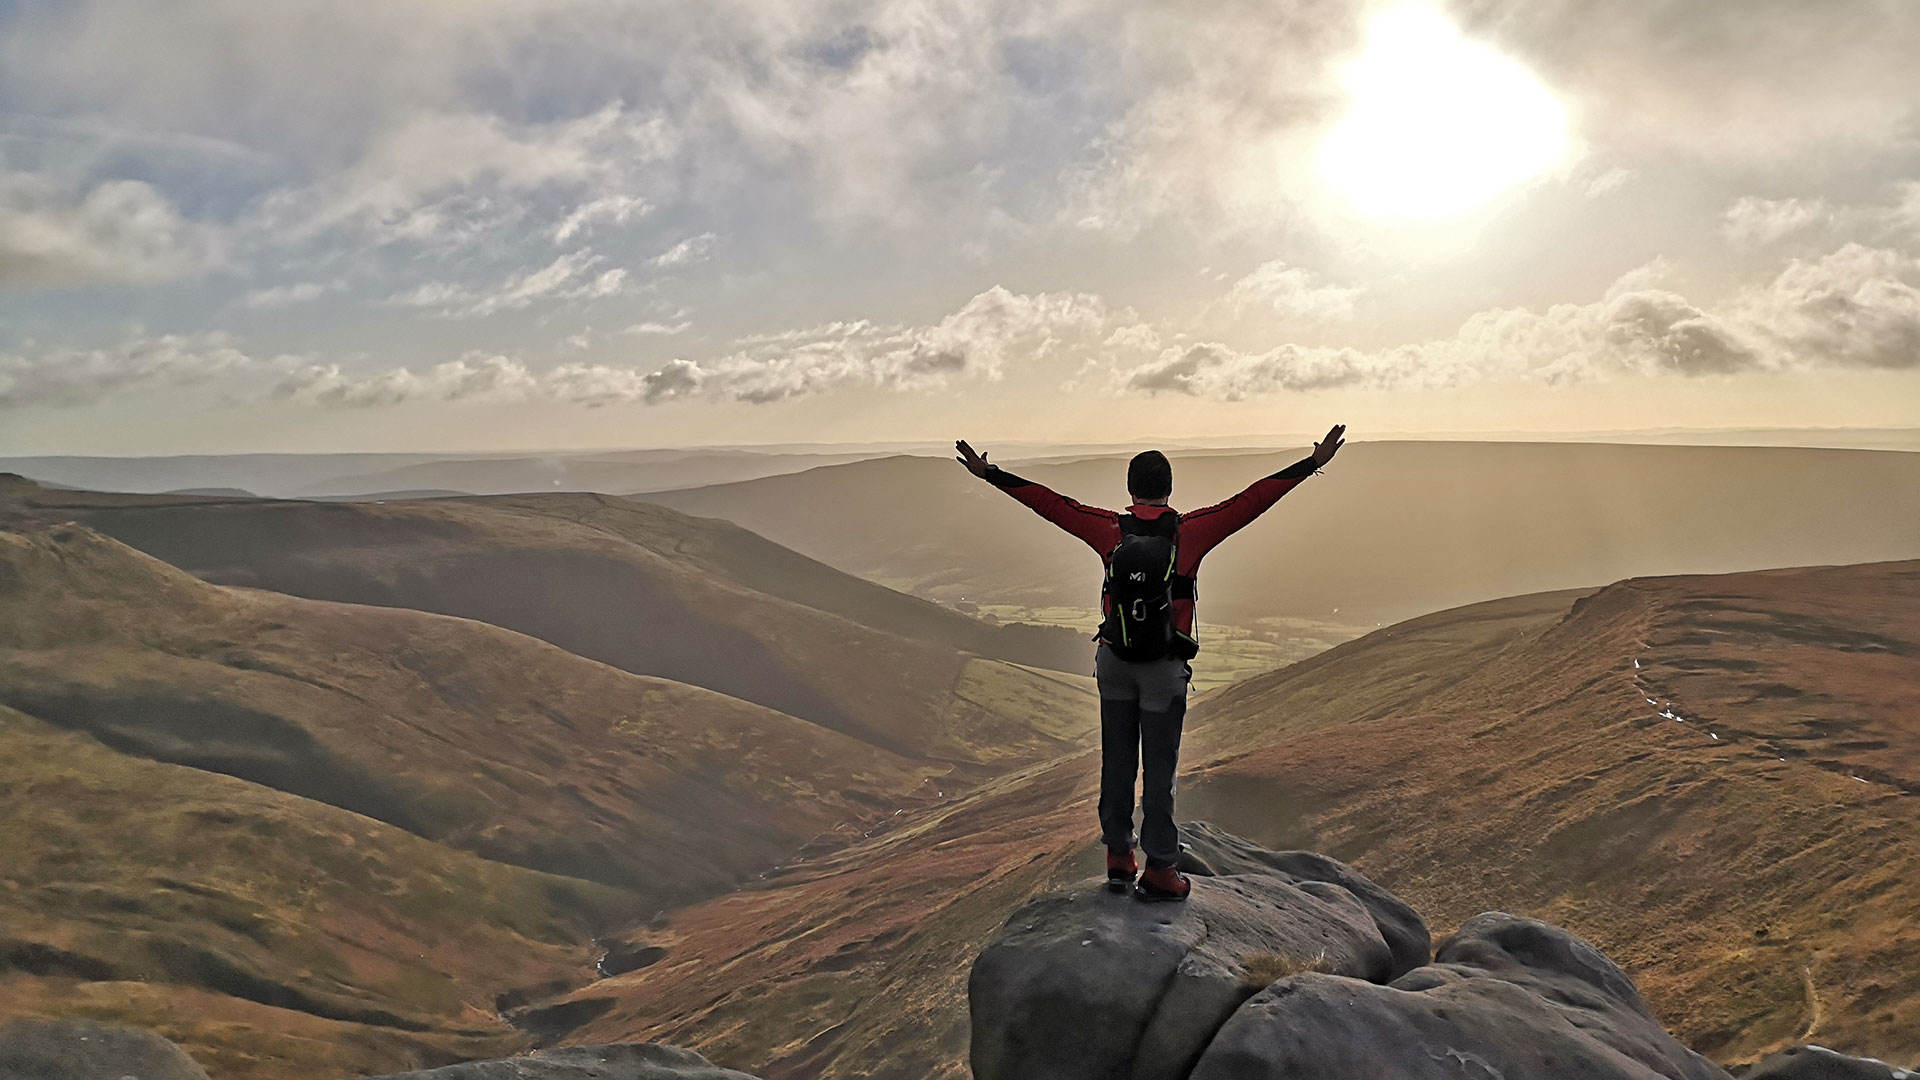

{"left": 637, "top": 442, "right": 1920, "bottom": 630}
{"left": 0, "top": 518, "right": 956, "bottom": 901}
{"left": 1179, "top": 560, "right": 1920, "bottom": 1065}
{"left": 0, "top": 700, "right": 637, "bottom": 1079}
{"left": 560, "top": 561, "right": 1920, "bottom": 1077}
{"left": 12, "top": 479, "right": 1092, "bottom": 761}
{"left": 0, "top": 516, "right": 1014, "bottom": 1077}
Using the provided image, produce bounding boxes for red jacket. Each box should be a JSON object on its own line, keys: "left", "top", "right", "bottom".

{"left": 983, "top": 455, "right": 1319, "bottom": 652}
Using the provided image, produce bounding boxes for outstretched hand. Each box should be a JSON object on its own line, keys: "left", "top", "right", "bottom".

{"left": 1312, "top": 423, "right": 1346, "bottom": 467}
{"left": 955, "top": 439, "right": 992, "bottom": 478}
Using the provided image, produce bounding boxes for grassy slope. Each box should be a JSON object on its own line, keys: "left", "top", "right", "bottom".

{"left": 0, "top": 518, "right": 988, "bottom": 1077}
{"left": 558, "top": 561, "right": 1920, "bottom": 1077}
{"left": 1178, "top": 560, "right": 1920, "bottom": 1065}
{"left": 19, "top": 482, "right": 1091, "bottom": 760}
{"left": 0, "top": 521, "right": 950, "bottom": 901}
{"left": 0, "top": 492, "right": 1096, "bottom": 1078}
{"left": 0, "top": 703, "right": 638, "bottom": 1080}
{"left": 637, "top": 442, "right": 1920, "bottom": 630}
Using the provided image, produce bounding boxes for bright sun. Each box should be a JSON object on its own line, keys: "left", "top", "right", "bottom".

{"left": 1319, "top": 4, "right": 1569, "bottom": 222}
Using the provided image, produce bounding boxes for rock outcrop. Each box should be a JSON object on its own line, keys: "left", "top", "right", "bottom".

{"left": 1195, "top": 912, "right": 1731, "bottom": 1080}
{"left": 1740, "top": 1046, "right": 1919, "bottom": 1080}
{"left": 969, "top": 826, "right": 1431, "bottom": 1080}
{"left": 362, "top": 1043, "right": 764, "bottom": 1079}
{"left": 970, "top": 824, "right": 1746, "bottom": 1080}
{"left": 0, "top": 1018, "right": 211, "bottom": 1080}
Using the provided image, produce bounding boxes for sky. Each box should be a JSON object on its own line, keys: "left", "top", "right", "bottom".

{"left": 1, "top": 0, "right": 1918, "bottom": 454}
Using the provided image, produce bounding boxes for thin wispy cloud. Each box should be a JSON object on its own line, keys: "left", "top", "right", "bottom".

{"left": 390, "top": 250, "right": 631, "bottom": 319}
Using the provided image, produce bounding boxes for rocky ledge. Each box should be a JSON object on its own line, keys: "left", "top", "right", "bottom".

{"left": 968, "top": 822, "right": 1911, "bottom": 1080}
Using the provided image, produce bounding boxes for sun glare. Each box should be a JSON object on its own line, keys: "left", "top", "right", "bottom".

{"left": 1319, "top": 4, "right": 1570, "bottom": 222}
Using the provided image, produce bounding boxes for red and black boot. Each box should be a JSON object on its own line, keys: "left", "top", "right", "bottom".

{"left": 1134, "top": 862, "right": 1190, "bottom": 902}
{"left": 1105, "top": 847, "right": 1138, "bottom": 892}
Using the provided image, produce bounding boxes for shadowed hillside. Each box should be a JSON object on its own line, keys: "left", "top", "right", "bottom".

{"left": 550, "top": 560, "right": 1920, "bottom": 1078}
{"left": 0, "top": 517, "right": 957, "bottom": 901}
{"left": 8, "top": 478, "right": 1092, "bottom": 761}
{"left": 637, "top": 442, "right": 1920, "bottom": 633}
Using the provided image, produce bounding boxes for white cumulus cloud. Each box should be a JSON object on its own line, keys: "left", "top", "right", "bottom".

{"left": 0, "top": 171, "right": 216, "bottom": 288}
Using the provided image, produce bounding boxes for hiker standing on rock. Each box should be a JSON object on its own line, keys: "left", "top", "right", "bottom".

{"left": 955, "top": 426, "right": 1345, "bottom": 901}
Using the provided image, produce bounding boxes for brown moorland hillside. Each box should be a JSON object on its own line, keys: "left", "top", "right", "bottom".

{"left": 550, "top": 560, "right": 1920, "bottom": 1078}
{"left": 0, "top": 513, "right": 1089, "bottom": 1077}
{"left": 0, "top": 699, "right": 638, "bottom": 1080}
{"left": 9, "top": 478, "right": 1092, "bottom": 761}
{"left": 636, "top": 442, "right": 1920, "bottom": 632}
{"left": 0, "top": 518, "right": 961, "bottom": 900}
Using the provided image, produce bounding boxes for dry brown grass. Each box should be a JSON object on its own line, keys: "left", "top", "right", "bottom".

{"left": 1237, "top": 949, "right": 1337, "bottom": 989}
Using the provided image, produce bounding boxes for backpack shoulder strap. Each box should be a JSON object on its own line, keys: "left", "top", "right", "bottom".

{"left": 1117, "top": 511, "right": 1180, "bottom": 540}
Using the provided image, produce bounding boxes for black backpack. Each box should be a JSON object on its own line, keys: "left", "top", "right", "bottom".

{"left": 1100, "top": 512, "right": 1196, "bottom": 662}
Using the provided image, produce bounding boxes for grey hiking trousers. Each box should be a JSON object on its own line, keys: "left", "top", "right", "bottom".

{"left": 1094, "top": 643, "right": 1192, "bottom": 867}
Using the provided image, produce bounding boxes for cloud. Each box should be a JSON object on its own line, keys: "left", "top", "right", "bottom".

{"left": 1215, "top": 261, "right": 1361, "bottom": 323}
{"left": 243, "top": 280, "right": 343, "bottom": 308}
{"left": 391, "top": 249, "right": 631, "bottom": 318}
{"left": 1121, "top": 244, "right": 1920, "bottom": 399}
{"left": 552, "top": 194, "right": 652, "bottom": 243}
{"left": 0, "top": 333, "right": 256, "bottom": 409}
{"left": 1583, "top": 167, "right": 1634, "bottom": 198}
{"left": 275, "top": 284, "right": 1121, "bottom": 408}
{"left": 651, "top": 232, "right": 715, "bottom": 269}
{"left": 623, "top": 319, "right": 692, "bottom": 336}
{"left": 275, "top": 353, "right": 539, "bottom": 408}
{"left": 1124, "top": 341, "right": 1428, "bottom": 398}
{"left": 1475, "top": 0, "right": 1920, "bottom": 161}
{"left": 1722, "top": 196, "right": 1830, "bottom": 248}
{"left": 656, "top": 285, "right": 1116, "bottom": 404}
{"left": 0, "top": 171, "right": 215, "bottom": 288}
{"left": 1736, "top": 244, "right": 1920, "bottom": 370}
{"left": 1059, "top": 1, "right": 1355, "bottom": 237}
{"left": 258, "top": 105, "right": 676, "bottom": 247}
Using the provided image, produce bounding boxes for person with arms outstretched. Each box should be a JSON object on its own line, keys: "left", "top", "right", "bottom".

{"left": 955, "top": 426, "right": 1346, "bottom": 901}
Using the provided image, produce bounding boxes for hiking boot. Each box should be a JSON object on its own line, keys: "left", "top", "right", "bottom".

{"left": 1106, "top": 847, "right": 1138, "bottom": 892}
{"left": 1134, "top": 863, "right": 1190, "bottom": 902}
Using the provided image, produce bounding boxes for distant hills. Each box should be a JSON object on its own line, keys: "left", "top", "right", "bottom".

{"left": 0, "top": 449, "right": 889, "bottom": 501}
{"left": 638, "top": 441, "right": 1920, "bottom": 631}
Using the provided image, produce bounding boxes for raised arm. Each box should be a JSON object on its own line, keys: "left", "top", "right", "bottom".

{"left": 957, "top": 439, "right": 1120, "bottom": 554}
{"left": 1180, "top": 424, "right": 1345, "bottom": 560}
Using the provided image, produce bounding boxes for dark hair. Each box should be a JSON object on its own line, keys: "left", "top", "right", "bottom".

{"left": 1127, "top": 450, "right": 1172, "bottom": 501}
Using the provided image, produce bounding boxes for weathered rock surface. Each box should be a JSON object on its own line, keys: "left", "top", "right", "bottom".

{"left": 362, "top": 1042, "right": 764, "bottom": 1079}
{"left": 1175, "top": 820, "right": 1431, "bottom": 980}
{"left": 0, "top": 1018, "right": 211, "bottom": 1080}
{"left": 1190, "top": 911, "right": 1732, "bottom": 1080}
{"left": 969, "top": 829, "right": 1428, "bottom": 1080}
{"left": 1740, "top": 1045, "right": 1919, "bottom": 1080}
{"left": 969, "top": 826, "right": 1776, "bottom": 1080}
